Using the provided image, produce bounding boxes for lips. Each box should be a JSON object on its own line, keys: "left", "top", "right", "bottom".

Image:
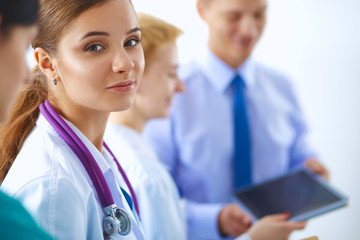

{"left": 106, "top": 80, "right": 135, "bottom": 92}
{"left": 233, "top": 36, "right": 255, "bottom": 49}
{"left": 240, "top": 38, "right": 253, "bottom": 48}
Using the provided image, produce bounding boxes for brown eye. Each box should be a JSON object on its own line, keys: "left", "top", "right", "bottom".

{"left": 85, "top": 44, "right": 104, "bottom": 52}
{"left": 169, "top": 71, "right": 178, "bottom": 79}
{"left": 124, "top": 38, "right": 141, "bottom": 47}
{"left": 227, "top": 13, "right": 241, "bottom": 22}
{"left": 254, "top": 11, "right": 265, "bottom": 19}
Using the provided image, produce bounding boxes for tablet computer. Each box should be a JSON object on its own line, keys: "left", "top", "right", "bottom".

{"left": 233, "top": 169, "right": 348, "bottom": 221}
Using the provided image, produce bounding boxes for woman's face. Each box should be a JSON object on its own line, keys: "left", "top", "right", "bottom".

{"left": 135, "top": 42, "right": 184, "bottom": 120}
{"left": 0, "top": 25, "right": 37, "bottom": 122}
{"left": 49, "top": 0, "right": 144, "bottom": 115}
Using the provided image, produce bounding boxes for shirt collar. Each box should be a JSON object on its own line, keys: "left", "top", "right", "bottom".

{"left": 199, "top": 47, "right": 256, "bottom": 92}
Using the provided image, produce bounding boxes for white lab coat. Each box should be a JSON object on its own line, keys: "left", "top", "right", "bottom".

{"left": 1, "top": 113, "right": 145, "bottom": 240}
{"left": 105, "top": 123, "right": 187, "bottom": 240}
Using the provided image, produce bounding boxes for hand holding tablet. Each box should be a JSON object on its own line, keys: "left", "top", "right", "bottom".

{"left": 233, "top": 169, "right": 348, "bottom": 222}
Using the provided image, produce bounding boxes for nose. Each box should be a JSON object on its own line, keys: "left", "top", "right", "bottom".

{"left": 239, "top": 16, "right": 257, "bottom": 38}
{"left": 111, "top": 48, "right": 135, "bottom": 73}
{"left": 175, "top": 77, "right": 185, "bottom": 93}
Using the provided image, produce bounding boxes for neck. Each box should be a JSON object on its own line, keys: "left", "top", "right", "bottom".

{"left": 50, "top": 99, "right": 109, "bottom": 152}
{"left": 109, "top": 106, "right": 147, "bottom": 134}
{"left": 208, "top": 41, "right": 248, "bottom": 69}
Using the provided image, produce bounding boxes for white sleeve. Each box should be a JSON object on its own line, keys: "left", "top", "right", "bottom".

{"left": 136, "top": 179, "right": 187, "bottom": 240}
{"left": 143, "top": 118, "right": 178, "bottom": 175}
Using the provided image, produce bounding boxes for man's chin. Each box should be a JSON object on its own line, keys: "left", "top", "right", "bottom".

{"left": 231, "top": 49, "right": 252, "bottom": 63}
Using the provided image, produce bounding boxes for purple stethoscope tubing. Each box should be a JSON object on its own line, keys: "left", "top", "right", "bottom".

{"left": 39, "top": 100, "right": 139, "bottom": 216}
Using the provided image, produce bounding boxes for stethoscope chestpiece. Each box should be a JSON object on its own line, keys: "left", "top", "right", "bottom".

{"left": 103, "top": 204, "right": 132, "bottom": 238}
{"left": 114, "top": 208, "right": 132, "bottom": 235}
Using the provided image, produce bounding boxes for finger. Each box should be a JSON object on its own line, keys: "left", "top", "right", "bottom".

{"left": 230, "top": 208, "right": 251, "bottom": 222}
{"left": 285, "top": 221, "right": 307, "bottom": 230}
{"left": 231, "top": 216, "right": 252, "bottom": 231}
{"left": 320, "top": 167, "right": 330, "bottom": 181}
{"left": 242, "top": 214, "right": 253, "bottom": 226}
{"left": 227, "top": 221, "right": 249, "bottom": 237}
{"left": 324, "top": 170, "right": 330, "bottom": 181}
{"left": 305, "top": 160, "right": 320, "bottom": 172}
{"left": 263, "top": 213, "right": 289, "bottom": 221}
{"left": 312, "top": 164, "right": 329, "bottom": 181}
{"left": 231, "top": 215, "right": 252, "bottom": 230}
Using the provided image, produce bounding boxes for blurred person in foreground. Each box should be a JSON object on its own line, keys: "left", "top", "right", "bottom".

{"left": 0, "top": 0, "right": 53, "bottom": 239}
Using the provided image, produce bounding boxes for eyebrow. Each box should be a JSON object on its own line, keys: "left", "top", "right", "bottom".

{"left": 127, "top": 27, "right": 141, "bottom": 35}
{"left": 81, "top": 31, "right": 109, "bottom": 41}
{"left": 80, "top": 27, "right": 141, "bottom": 41}
{"left": 257, "top": 5, "right": 268, "bottom": 11}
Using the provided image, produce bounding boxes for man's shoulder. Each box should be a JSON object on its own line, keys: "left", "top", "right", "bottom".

{"left": 254, "top": 61, "right": 291, "bottom": 81}
{"left": 252, "top": 61, "right": 296, "bottom": 90}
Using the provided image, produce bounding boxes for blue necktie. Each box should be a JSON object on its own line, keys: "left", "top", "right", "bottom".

{"left": 232, "top": 74, "right": 252, "bottom": 190}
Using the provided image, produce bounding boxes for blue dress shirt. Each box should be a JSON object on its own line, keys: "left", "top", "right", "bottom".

{"left": 143, "top": 48, "right": 317, "bottom": 239}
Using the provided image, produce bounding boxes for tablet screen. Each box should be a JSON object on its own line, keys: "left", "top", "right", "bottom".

{"left": 234, "top": 170, "right": 347, "bottom": 220}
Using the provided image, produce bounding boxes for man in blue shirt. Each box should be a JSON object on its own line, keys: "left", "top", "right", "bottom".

{"left": 143, "top": 0, "right": 329, "bottom": 239}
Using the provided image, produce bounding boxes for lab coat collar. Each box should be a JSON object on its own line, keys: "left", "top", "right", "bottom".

{"left": 199, "top": 47, "right": 257, "bottom": 92}
{"left": 37, "top": 113, "right": 111, "bottom": 174}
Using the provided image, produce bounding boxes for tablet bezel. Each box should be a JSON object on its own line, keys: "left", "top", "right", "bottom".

{"left": 233, "top": 169, "right": 348, "bottom": 222}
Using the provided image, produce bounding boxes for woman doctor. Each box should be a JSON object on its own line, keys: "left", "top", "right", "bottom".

{"left": 0, "top": 0, "right": 145, "bottom": 239}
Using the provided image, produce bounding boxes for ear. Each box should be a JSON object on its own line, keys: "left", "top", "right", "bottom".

{"left": 34, "top": 47, "right": 57, "bottom": 80}
{"left": 196, "top": 0, "right": 207, "bottom": 21}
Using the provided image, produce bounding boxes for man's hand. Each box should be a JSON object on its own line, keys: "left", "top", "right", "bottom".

{"left": 218, "top": 203, "right": 252, "bottom": 237}
{"left": 304, "top": 158, "right": 329, "bottom": 181}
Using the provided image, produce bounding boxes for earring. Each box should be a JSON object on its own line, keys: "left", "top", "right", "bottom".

{"left": 52, "top": 78, "right": 57, "bottom": 86}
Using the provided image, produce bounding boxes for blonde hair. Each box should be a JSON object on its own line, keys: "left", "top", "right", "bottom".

{"left": 137, "top": 12, "right": 183, "bottom": 72}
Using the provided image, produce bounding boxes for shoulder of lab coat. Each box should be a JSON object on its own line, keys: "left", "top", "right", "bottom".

{"left": 1, "top": 114, "right": 139, "bottom": 240}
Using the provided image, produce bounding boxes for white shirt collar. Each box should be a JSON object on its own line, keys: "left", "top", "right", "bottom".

{"left": 198, "top": 47, "right": 257, "bottom": 92}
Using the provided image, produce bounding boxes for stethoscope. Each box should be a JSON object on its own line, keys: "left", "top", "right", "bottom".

{"left": 39, "top": 100, "right": 140, "bottom": 238}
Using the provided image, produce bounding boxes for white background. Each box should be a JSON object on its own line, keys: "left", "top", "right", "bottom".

{"left": 132, "top": 0, "right": 360, "bottom": 239}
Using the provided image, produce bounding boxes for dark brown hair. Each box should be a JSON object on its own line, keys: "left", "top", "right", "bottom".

{"left": 0, "top": 0, "right": 39, "bottom": 37}
{"left": 0, "top": 0, "right": 109, "bottom": 180}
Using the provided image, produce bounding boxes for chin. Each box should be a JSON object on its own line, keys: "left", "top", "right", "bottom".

{"left": 152, "top": 111, "right": 169, "bottom": 120}
{"left": 110, "top": 99, "right": 134, "bottom": 112}
{"left": 231, "top": 50, "right": 252, "bottom": 64}
{"left": 161, "top": 111, "right": 170, "bottom": 119}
